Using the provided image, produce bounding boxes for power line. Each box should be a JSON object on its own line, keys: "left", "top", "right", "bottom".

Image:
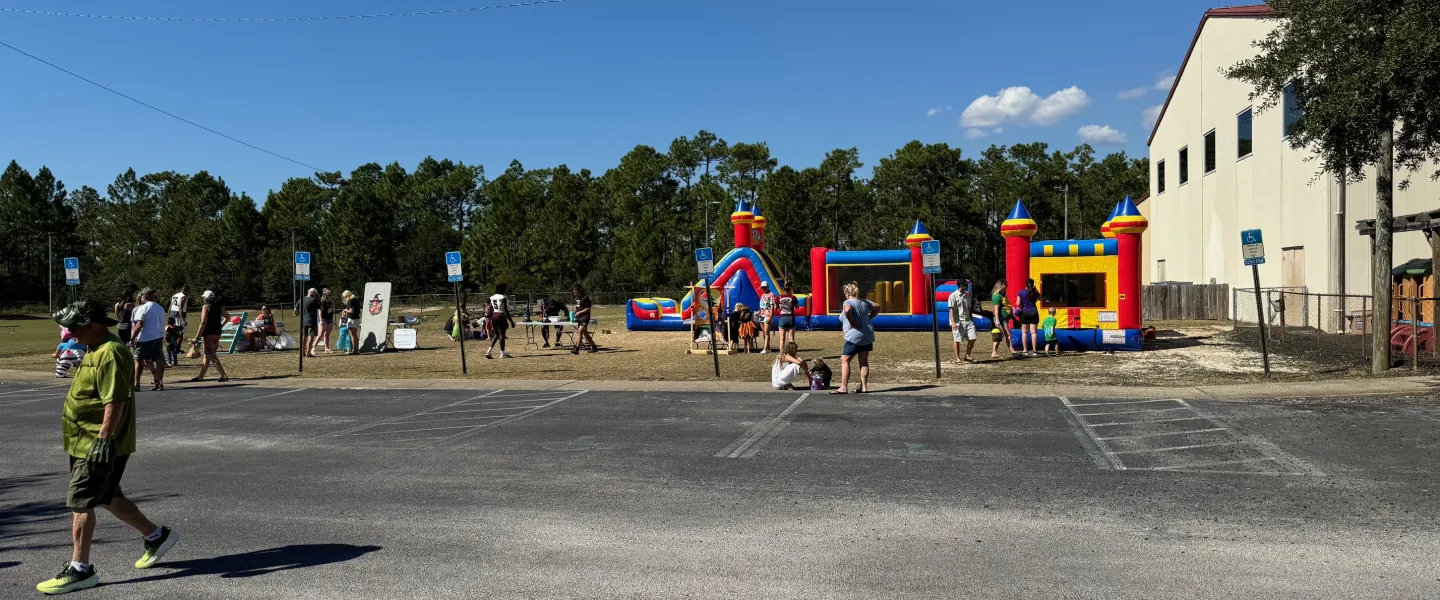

{"left": 0, "top": 39, "right": 325, "bottom": 172}
{"left": 0, "top": 0, "right": 569, "bottom": 22}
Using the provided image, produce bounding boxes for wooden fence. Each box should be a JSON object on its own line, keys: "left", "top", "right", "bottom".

{"left": 1143, "top": 283, "right": 1229, "bottom": 322}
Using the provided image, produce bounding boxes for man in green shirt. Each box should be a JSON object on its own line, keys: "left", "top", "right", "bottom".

{"left": 37, "top": 300, "right": 179, "bottom": 595}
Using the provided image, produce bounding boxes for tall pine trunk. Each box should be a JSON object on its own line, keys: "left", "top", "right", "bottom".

{"left": 1372, "top": 126, "right": 1394, "bottom": 374}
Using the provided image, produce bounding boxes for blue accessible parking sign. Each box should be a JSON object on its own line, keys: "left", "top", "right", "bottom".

{"left": 1241, "top": 229, "right": 1265, "bottom": 266}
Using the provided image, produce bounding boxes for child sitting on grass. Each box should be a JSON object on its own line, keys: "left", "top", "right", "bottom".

{"left": 52, "top": 328, "right": 87, "bottom": 378}
{"left": 1041, "top": 307, "right": 1059, "bottom": 356}
{"left": 771, "top": 341, "right": 808, "bottom": 389}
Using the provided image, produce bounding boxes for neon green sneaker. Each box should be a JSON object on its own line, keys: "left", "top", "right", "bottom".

{"left": 134, "top": 526, "right": 179, "bottom": 569}
{"left": 36, "top": 564, "right": 99, "bottom": 595}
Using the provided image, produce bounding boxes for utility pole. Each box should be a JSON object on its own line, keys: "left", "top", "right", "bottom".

{"left": 1062, "top": 184, "right": 1070, "bottom": 239}
{"left": 48, "top": 235, "right": 54, "bottom": 314}
{"left": 1374, "top": 129, "right": 1394, "bottom": 374}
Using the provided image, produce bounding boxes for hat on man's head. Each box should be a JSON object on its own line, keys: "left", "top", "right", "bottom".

{"left": 202, "top": 290, "right": 215, "bottom": 300}
{"left": 53, "top": 299, "right": 119, "bottom": 329}
{"left": 760, "top": 281, "right": 770, "bottom": 289}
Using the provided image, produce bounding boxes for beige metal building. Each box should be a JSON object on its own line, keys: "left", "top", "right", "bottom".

{"left": 1146, "top": 5, "right": 1439, "bottom": 295}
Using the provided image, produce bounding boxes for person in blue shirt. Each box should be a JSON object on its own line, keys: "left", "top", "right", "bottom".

{"left": 834, "top": 283, "right": 877, "bottom": 394}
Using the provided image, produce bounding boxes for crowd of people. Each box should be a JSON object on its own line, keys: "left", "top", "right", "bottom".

{"left": 55, "top": 286, "right": 232, "bottom": 389}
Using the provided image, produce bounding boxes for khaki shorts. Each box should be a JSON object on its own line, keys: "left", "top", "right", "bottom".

{"left": 67, "top": 454, "right": 130, "bottom": 510}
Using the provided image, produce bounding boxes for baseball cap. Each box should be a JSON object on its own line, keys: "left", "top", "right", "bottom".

{"left": 760, "top": 282, "right": 769, "bottom": 289}
{"left": 53, "top": 299, "right": 120, "bottom": 329}
{"left": 202, "top": 290, "right": 215, "bottom": 299}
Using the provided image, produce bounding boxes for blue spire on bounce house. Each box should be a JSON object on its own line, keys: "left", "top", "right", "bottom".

{"left": 909, "top": 220, "right": 930, "bottom": 237}
{"left": 905, "top": 219, "right": 933, "bottom": 245}
{"left": 1113, "top": 195, "right": 1142, "bottom": 218}
{"left": 1006, "top": 198, "right": 1033, "bottom": 221}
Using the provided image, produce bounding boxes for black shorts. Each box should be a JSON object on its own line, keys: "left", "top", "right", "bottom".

{"left": 135, "top": 338, "right": 164, "bottom": 361}
{"left": 1019, "top": 310, "right": 1040, "bottom": 326}
{"left": 68, "top": 454, "right": 129, "bottom": 510}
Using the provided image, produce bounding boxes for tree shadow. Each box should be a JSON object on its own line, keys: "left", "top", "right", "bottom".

{"left": 0, "top": 560, "right": 20, "bottom": 569}
{"left": 111, "top": 543, "right": 381, "bottom": 585}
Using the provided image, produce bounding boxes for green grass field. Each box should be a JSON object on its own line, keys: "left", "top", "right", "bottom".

{"left": 0, "top": 313, "right": 63, "bottom": 357}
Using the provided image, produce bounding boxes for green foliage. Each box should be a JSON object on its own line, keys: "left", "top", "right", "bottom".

{"left": 4, "top": 134, "right": 1147, "bottom": 307}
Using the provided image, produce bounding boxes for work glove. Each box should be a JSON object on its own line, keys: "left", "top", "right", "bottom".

{"left": 87, "top": 437, "right": 116, "bottom": 476}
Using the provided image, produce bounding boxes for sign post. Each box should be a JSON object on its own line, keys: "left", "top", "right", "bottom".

{"left": 1241, "top": 229, "right": 1270, "bottom": 376}
{"left": 921, "top": 240, "right": 942, "bottom": 379}
{"left": 294, "top": 251, "right": 311, "bottom": 373}
{"left": 697, "top": 248, "right": 720, "bottom": 378}
{"left": 446, "top": 251, "right": 467, "bottom": 375}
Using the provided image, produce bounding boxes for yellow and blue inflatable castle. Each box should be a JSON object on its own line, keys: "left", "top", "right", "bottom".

{"left": 1002, "top": 197, "right": 1147, "bottom": 351}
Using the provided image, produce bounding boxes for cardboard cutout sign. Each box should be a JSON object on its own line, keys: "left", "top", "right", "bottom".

{"left": 359, "top": 282, "right": 392, "bottom": 353}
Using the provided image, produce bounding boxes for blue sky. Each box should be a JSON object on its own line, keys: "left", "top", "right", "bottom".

{"left": 0, "top": 0, "right": 1236, "bottom": 201}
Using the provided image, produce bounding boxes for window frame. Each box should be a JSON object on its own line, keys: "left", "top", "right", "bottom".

{"left": 1178, "top": 146, "right": 1189, "bottom": 186}
{"left": 1282, "top": 81, "right": 1301, "bottom": 137}
{"left": 1237, "top": 107, "right": 1254, "bottom": 160}
{"left": 1203, "top": 129, "right": 1217, "bottom": 174}
{"left": 1156, "top": 159, "right": 1166, "bottom": 194}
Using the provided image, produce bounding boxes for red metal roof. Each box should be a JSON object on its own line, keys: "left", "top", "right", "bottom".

{"left": 1146, "top": 4, "right": 1273, "bottom": 147}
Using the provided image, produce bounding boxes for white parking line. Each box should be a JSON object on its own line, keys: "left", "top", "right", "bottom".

{"left": 0, "top": 394, "right": 67, "bottom": 406}
{"left": 467, "top": 397, "right": 570, "bottom": 406}
{"left": 1095, "top": 428, "right": 1227, "bottom": 442}
{"left": 0, "top": 384, "right": 64, "bottom": 397}
{"left": 422, "top": 405, "right": 546, "bottom": 416}
{"left": 1087, "top": 416, "right": 1209, "bottom": 427}
{"left": 1067, "top": 399, "right": 1182, "bottom": 407}
{"left": 716, "top": 393, "right": 811, "bottom": 459}
{"left": 326, "top": 390, "right": 503, "bottom": 437}
{"left": 415, "top": 390, "right": 589, "bottom": 449}
{"left": 352, "top": 424, "right": 479, "bottom": 436}
{"left": 1058, "top": 396, "right": 1124, "bottom": 470}
{"left": 1110, "top": 441, "right": 1240, "bottom": 455}
{"left": 381, "top": 414, "right": 510, "bottom": 426}
{"left": 142, "top": 388, "right": 306, "bottom": 422}
{"left": 1075, "top": 406, "right": 1192, "bottom": 417}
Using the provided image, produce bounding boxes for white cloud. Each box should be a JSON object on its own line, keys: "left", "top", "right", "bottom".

{"left": 1077, "top": 124, "right": 1128, "bottom": 146}
{"left": 992, "top": 127, "right": 1003, "bottom": 134}
{"left": 1153, "top": 72, "right": 1176, "bottom": 91}
{"left": 960, "top": 86, "right": 1090, "bottom": 129}
{"left": 1142, "top": 104, "right": 1163, "bottom": 128}
{"left": 964, "top": 127, "right": 989, "bottom": 139}
{"left": 927, "top": 108, "right": 941, "bottom": 117}
{"left": 1117, "top": 87, "right": 1149, "bottom": 100}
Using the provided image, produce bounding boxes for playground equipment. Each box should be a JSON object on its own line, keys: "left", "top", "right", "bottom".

{"left": 1002, "top": 197, "right": 1146, "bottom": 351}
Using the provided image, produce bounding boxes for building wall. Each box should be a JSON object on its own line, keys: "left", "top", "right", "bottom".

{"left": 1146, "top": 16, "right": 1439, "bottom": 296}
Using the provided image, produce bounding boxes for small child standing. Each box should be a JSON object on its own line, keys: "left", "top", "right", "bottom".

{"left": 1041, "top": 307, "right": 1059, "bottom": 356}
{"left": 734, "top": 304, "right": 757, "bottom": 353}
{"left": 165, "top": 317, "right": 184, "bottom": 366}
{"left": 52, "top": 328, "right": 87, "bottom": 378}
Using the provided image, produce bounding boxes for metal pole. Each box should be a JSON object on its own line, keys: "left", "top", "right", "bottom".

{"left": 706, "top": 280, "right": 720, "bottom": 378}
{"left": 930, "top": 274, "right": 941, "bottom": 379}
{"left": 1062, "top": 184, "right": 1069, "bottom": 239}
{"left": 1252, "top": 265, "right": 1270, "bottom": 376}
{"left": 455, "top": 281, "right": 468, "bottom": 374}
{"left": 48, "top": 235, "right": 54, "bottom": 314}
{"left": 294, "top": 230, "right": 302, "bottom": 374}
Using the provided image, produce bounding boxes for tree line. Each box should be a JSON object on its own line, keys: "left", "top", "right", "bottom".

{"left": 0, "top": 132, "right": 1147, "bottom": 308}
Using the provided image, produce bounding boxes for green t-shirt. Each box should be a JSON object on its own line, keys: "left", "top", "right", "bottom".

{"left": 1041, "top": 316, "right": 1058, "bottom": 341}
{"left": 62, "top": 332, "right": 137, "bottom": 458}
{"left": 991, "top": 293, "right": 1011, "bottom": 319}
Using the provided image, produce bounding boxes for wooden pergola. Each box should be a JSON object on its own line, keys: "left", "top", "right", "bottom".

{"left": 1357, "top": 208, "right": 1440, "bottom": 353}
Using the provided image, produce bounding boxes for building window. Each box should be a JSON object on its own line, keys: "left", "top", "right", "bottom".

{"left": 1283, "top": 81, "right": 1302, "bottom": 136}
{"left": 1238, "top": 108, "right": 1253, "bottom": 158}
{"left": 1157, "top": 159, "right": 1166, "bottom": 194}
{"left": 1204, "top": 130, "right": 1216, "bottom": 174}
{"left": 1178, "top": 147, "right": 1189, "bottom": 185}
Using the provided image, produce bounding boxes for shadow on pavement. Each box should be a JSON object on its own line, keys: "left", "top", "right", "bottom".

{"left": 0, "top": 560, "right": 19, "bottom": 570}
{"left": 112, "top": 543, "right": 382, "bottom": 584}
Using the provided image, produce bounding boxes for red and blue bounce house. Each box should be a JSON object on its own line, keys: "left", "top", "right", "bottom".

{"left": 627, "top": 196, "right": 1146, "bottom": 351}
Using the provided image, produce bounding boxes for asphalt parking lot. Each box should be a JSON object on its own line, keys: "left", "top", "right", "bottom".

{"left": 2, "top": 381, "right": 1438, "bottom": 599}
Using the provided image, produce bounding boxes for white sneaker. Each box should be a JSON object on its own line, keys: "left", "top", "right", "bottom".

{"left": 760, "top": 349, "right": 769, "bottom": 354}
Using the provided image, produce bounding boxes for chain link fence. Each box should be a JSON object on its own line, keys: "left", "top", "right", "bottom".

{"left": 1230, "top": 286, "right": 1440, "bottom": 371}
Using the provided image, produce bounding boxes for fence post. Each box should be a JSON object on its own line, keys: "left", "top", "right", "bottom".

{"left": 1362, "top": 295, "right": 1369, "bottom": 363}
{"left": 1413, "top": 296, "right": 1420, "bottom": 371}
{"left": 1231, "top": 287, "right": 1237, "bottom": 331}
